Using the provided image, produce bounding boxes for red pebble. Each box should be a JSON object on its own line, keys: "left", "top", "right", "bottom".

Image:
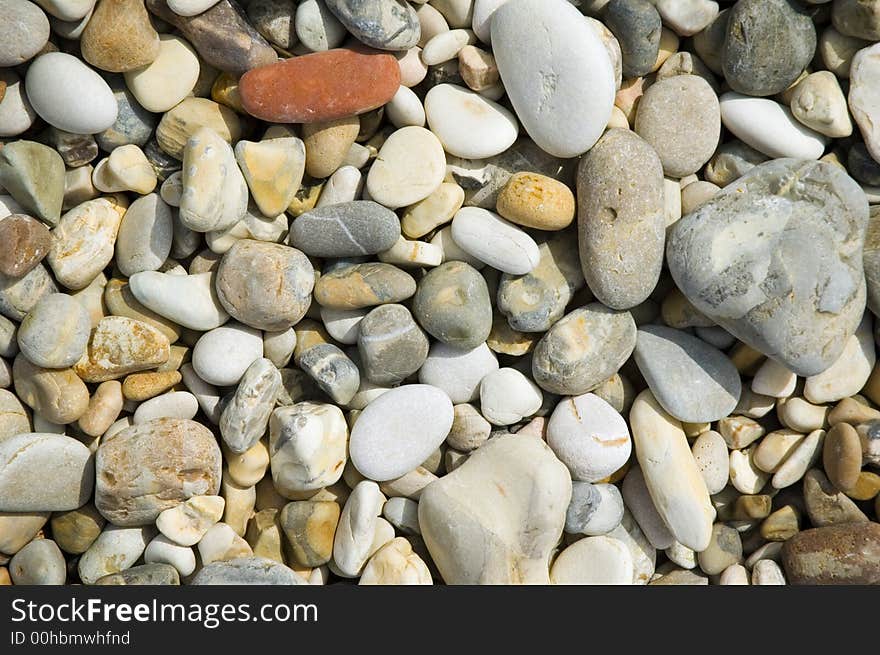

{"left": 239, "top": 48, "right": 401, "bottom": 123}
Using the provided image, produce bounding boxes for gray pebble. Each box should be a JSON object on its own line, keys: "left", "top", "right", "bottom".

{"left": 115, "top": 193, "right": 174, "bottom": 277}
{"left": 357, "top": 304, "right": 428, "bottom": 385}
{"left": 96, "top": 74, "right": 158, "bottom": 152}
{"left": 296, "top": 343, "right": 360, "bottom": 405}
{"left": 95, "top": 563, "right": 180, "bottom": 585}
{"left": 324, "top": 0, "right": 420, "bottom": 51}
{"left": 413, "top": 261, "right": 492, "bottom": 350}
{"left": 848, "top": 143, "right": 880, "bottom": 186}
{"left": 247, "top": 0, "right": 298, "bottom": 50}
{"left": 17, "top": 293, "right": 91, "bottom": 369}
{"left": 0, "top": 0, "right": 50, "bottom": 67}
{"left": 191, "top": 557, "right": 306, "bottom": 585}
{"left": 602, "top": 0, "right": 661, "bottom": 78}
{"left": 220, "top": 358, "right": 283, "bottom": 454}
{"left": 295, "top": 0, "right": 347, "bottom": 51}
{"left": 704, "top": 140, "right": 768, "bottom": 187}
{"left": 289, "top": 201, "right": 401, "bottom": 258}
{"left": 565, "top": 481, "right": 602, "bottom": 534}
{"left": 9, "top": 538, "right": 66, "bottom": 585}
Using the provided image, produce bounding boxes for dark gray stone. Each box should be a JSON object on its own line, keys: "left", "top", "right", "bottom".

{"left": 290, "top": 201, "right": 401, "bottom": 258}
{"left": 602, "top": 0, "right": 661, "bottom": 78}
{"left": 357, "top": 304, "right": 428, "bottom": 385}
{"left": 848, "top": 143, "right": 880, "bottom": 186}
{"left": 324, "top": 0, "right": 420, "bottom": 51}
{"left": 413, "top": 261, "right": 492, "bottom": 350}
{"left": 722, "top": 0, "right": 816, "bottom": 97}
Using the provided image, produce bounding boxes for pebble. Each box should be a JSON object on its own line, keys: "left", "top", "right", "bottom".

{"left": 0, "top": 264, "right": 58, "bottom": 323}
{"left": 0, "top": 514, "right": 47, "bottom": 557}
{"left": 412, "top": 261, "right": 492, "bottom": 349}
{"left": 635, "top": 75, "right": 720, "bottom": 178}
{"left": 479, "top": 367, "right": 542, "bottom": 426}
{"left": 74, "top": 315, "right": 170, "bottom": 382}
{"left": 803, "top": 468, "right": 868, "bottom": 527}
{"left": 691, "top": 430, "right": 729, "bottom": 494}
{"left": 629, "top": 390, "right": 715, "bottom": 551}
{"left": 577, "top": 129, "right": 665, "bottom": 310}
{"left": 603, "top": 0, "right": 661, "bottom": 79}
{"left": 550, "top": 535, "right": 633, "bottom": 585}
{"left": 424, "top": 84, "right": 518, "bottom": 158}
{"left": 81, "top": 0, "right": 160, "bottom": 73}
{"left": 94, "top": 562, "right": 179, "bottom": 585}
{"left": 93, "top": 145, "right": 157, "bottom": 195}
{"left": 634, "top": 325, "right": 741, "bottom": 423}
{"left": 849, "top": 43, "right": 880, "bottom": 163}
{"left": 496, "top": 172, "right": 574, "bottom": 232}
{"left": 295, "top": 339, "right": 361, "bottom": 404}
{"left": 324, "top": 0, "right": 419, "bottom": 51}
{"left": 357, "top": 304, "right": 428, "bottom": 385}
{"left": 565, "top": 482, "right": 624, "bottom": 536}
{"left": 419, "top": 434, "right": 570, "bottom": 584}
{"left": 0, "top": 433, "right": 93, "bottom": 512}
{"left": 156, "top": 495, "right": 224, "bottom": 546}
{"left": 95, "top": 418, "right": 221, "bottom": 525}
{"left": 772, "top": 429, "right": 825, "bottom": 489}
{"left": 144, "top": 534, "right": 196, "bottom": 577}
{"left": 531, "top": 304, "right": 636, "bottom": 396}
{"left": 192, "top": 321, "right": 262, "bottom": 387}
{"left": 360, "top": 537, "right": 432, "bottom": 585}
{"left": 78, "top": 525, "right": 155, "bottom": 585}
{"left": 418, "top": 342, "right": 498, "bottom": 404}
{"left": 458, "top": 45, "right": 498, "bottom": 92}
{"left": 350, "top": 385, "right": 453, "bottom": 481}
{"left": 129, "top": 271, "right": 229, "bottom": 331}
{"left": 123, "top": 35, "right": 198, "bottom": 113}
{"left": 279, "top": 500, "right": 340, "bottom": 567}
{"left": 50, "top": 505, "right": 104, "bottom": 555}
{"left": 719, "top": 93, "right": 828, "bottom": 160}
{"left": 0, "top": 72, "right": 37, "bottom": 138}
{"left": 697, "top": 523, "right": 742, "bottom": 576}
{"left": 823, "top": 422, "right": 862, "bottom": 493}
{"left": 220, "top": 358, "right": 281, "bottom": 453}
{"left": 722, "top": 0, "right": 816, "bottom": 97}
{"left": 240, "top": 49, "right": 400, "bottom": 123}
{"left": 450, "top": 207, "right": 539, "bottom": 275}
{"left": 291, "top": 201, "right": 400, "bottom": 258}
{"left": 790, "top": 71, "right": 853, "bottom": 139}
{"left": 303, "top": 117, "right": 359, "bottom": 179}
{"left": 0, "top": 390, "right": 31, "bottom": 441}
{"left": 155, "top": 97, "right": 242, "bottom": 161}
{"left": 833, "top": 0, "right": 880, "bottom": 41}
{"left": 115, "top": 194, "right": 172, "bottom": 276}
{"left": 215, "top": 240, "right": 314, "bottom": 331}
{"left": 235, "top": 137, "right": 305, "bottom": 216}
{"left": 332, "top": 480, "right": 392, "bottom": 577}
{"left": 296, "top": 0, "right": 347, "bottom": 51}
{"left": 491, "top": 0, "right": 614, "bottom": 157}
{"left": 782, "top": 522, "right": 880, "bottom": 585}
{"left": 367, "top": 126, "right": 446, "bottom": 209}
{"left": 805, "top": 315, "right": 874, "bottom": 404}
{"left": 0, "top": 0, "right": 50, "bottom": 67}
{"left": 0, "top": 141, "right": 65, "bottom": 227}
{"left": 17, "top": 293, "right": 90, "bottom": 369}
{"left": 193, "top": 556, "right": 305, "bottom": 585}
{"left": 13, "top": 356, "right": 89, "bottom": 424}
{"left": 667, "top": 159, "right": 868, "bottom": 378}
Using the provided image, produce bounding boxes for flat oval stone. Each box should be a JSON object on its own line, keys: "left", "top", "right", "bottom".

{"left": 81, "top": 0, "right": 160, "bottom": 73}
{"left": 9, "top": 538, "right": 66, "bottom": 585}
{"left": 78, "top": 525, "right": 155, "bottom": 585}
{"left": 324, "top": 0, "right": 420, "bottom": 51}
{"left": 577, "top": 129, "right": 665, "bottom": 310}
{"left": 25, "top": 53, "right": 118, "bottom": 134}
{"left": 240, "top": 48, "right": 400, "bottom": 123}
{"left": 0, "top": 214, "right": 51, "bottom": 278}
{"left": 0, "top": 0, "right": 50, "bottom": 67}
{"left": 412, "top": 261, "right": 492, "bottom": 349}
{"left": 350, "top": 384, "right": 454, "bottom": 481}
{"left": 451, "top": 207, "right": 539, "bottom": 275}
{"left": 128, "top": 271, "right": 229, "bottom": 331}
{"left": 667, "top": 159, "right": 869, "bottom": 377}
{"left": 366, "top": 126, "right": 446, "bottom": 209}
{"left": 313, "top": 262, "right": 416, "bottom": 309}
{"left": 782, "top": 522, "right": 880, "bottom": 585}
{"left": 145, "top": 0, "right": 277, "bottom": 75}
{"left": 95, "top": 418, "right": 221, "bottom": 526}
{"left": 192, "top": 321, "right": 262, "bottom": 387}
{"left": 418, "top": 342, "right": 498, "bottom": 404}
{"left": 490, "top": 0, "right": 615, "bottom": 158}
{"left": 115, "top": 194, "right": 173, "bottom": 277}
{"left": 192, "top": 557, "right": 306, "bottom": 584}
{"left": 0, "top": 141, "right": 65, "bottom": 227}
{"left": 17, "top": 293, "right": 90, "bottom": 369}
{"left": 823, "top": 422, "right": 862, "bottom": 493}
{"left": 123, "top": 34, "right": 199, "bottom": 113}
{"left": 634, "top": 325, "right": 741, "bottom": 423}
{"left": 550, "top": 535, "right": 634, "bottom": 585}
{"left": 0, "top": 433, "right": 94, "bottom": 512}
{"left": 723, "top": 0, "right": 816, "bottom": 97}
{"left": 424, "top": 84, "right": 518, "bottom": 159}
{"left": 215, "top": 240, "right": 314, "bottom": 331}
{"left": 290, "top": 201, "right": 401, "bottom": 257}
{"left": 532, "top": 303, "right": 636, "bottom": 396}
{"left": 357, "top": 304, "right": 428, "bottom": 385}
{"left": 496, "top": 172, "right": 575, "bottom": 232}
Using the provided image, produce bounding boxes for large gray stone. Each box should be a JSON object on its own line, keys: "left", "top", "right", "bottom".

{"left": 289, "top": 201, "right": 401, "bottom": 257}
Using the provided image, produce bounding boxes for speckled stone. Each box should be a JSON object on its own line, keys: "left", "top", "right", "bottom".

{"left": 602, "top": 0, "right": 661, "bottom": 78}
{"left": 412, "top": 261, "right": 492, "bottom": 349}
{"left": 324, "top": 0, "right": 420, "bottom": 51}
{"left": 192, "top": 557, "right": 305, "bottom": 584}
{"left": 667, "top": 159, "right": 869, "bottom": 377}
{"left": 532, "top": 303, "right": 636, "bottom": 396}
{"left": 358, "top": 304, "right": 428, "bottom": 385}
{"left": 220, "top": 358, "right": 282, "bottom": 454}
{"left": 296, "top": 342, "right": 360, "bottom": 405}
{"left": 81, "top": 0, "right": 160, "bottom": 73}
{"left": 783, "top": 522, "right": 880, "bottom": 584}
{"left": 803, "top": 469, "right": 868, "bottom": 527}
{"left": 74, "top": 316, "right": 170, "bottom": 383}
{"left": 290, "top": 201, "right": 401, "bottom": 257}
{"left": 722, "top": 0, "right": 816, "bottom": 97}
{"left": 0, "top": 215, "right": 51, "bottom": 278}
{"left": 314, "top": 262, "right": 416, "bottom": 310}
{"left": 577, "top": 129, "right": 665, "bottom": 310}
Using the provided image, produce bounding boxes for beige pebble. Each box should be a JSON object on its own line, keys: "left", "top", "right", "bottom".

{"left": 197, "top": 522, "right": 253, "bottom": 565}
{"left": 772, "top": 429, "right": 825, "bottom": 489}
{"left": 156, "top": 495, "right": 225, "bottom": 547}
{"left": 77, "top": 380, "right": 123, "bottom": 437}
{"left": 789, "top": 71, "right": 853, "bottom": 138}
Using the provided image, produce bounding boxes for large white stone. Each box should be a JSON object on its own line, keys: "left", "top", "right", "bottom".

{"left": 366, "top": 126, "right": 446, "bottom": 209}
{"left": 128, "top": 271, "right": 230, "bottom": 331}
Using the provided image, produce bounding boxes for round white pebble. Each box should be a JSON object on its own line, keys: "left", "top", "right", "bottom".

{"left": 479, "top": 367, "right": 543, "bottom": 426}
{"left": 550, "top": 535, "right": 634, "bottom": 585}
{"left": 192, "top": 321, "right": 263, "bottom": 387}
{"left": 425, "top": 84, "right": 519, "bottom": 158}
{"left": 418, "top": 341, "right": 499, "bottom": 403}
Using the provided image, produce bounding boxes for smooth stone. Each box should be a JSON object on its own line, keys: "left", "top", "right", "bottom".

{"left": 245, "top": 0, "right": 296, "bottom": 49}
{"left": 13, "top": 356, "right": 89, "bottom": 424}
{"left": 279, "top": 500, "right": 340, "bottom": 567}
{"left": 697, "top": 523, "right": 742, "bottom": 575}
{"left": 220, "top": 358, "right": 282, "bottom": 454}
{"left": 9, "top": 539, "right": 65, "bottom": 585}
{"left": 34, "top": 0, "right": 94, "bottom": 21}
{"left": 629, "top": 390, "right": 715, "bottom": 551}
{"left": 577, "top": 129, "right": 665, "bottom": 310}
{"left": 0, "top": 72, "right": 37, "bottom": 138}
{"left": 490, "top": 0, "right": 615, "bottom": 157}
{"left": 819, "top": 26, "right": 869, "bottom": 79}
{"left": 73, "top": 315, "right": 169, "bottom": 382}
{"left": 550, "top": 535, "right": 633, "bottom": 585}
{"left": 0, "top": 215, "right": 51, "bottom": 279}
{"left": 450, "top": 207, "right": 539, "bottom": 275}
{"left": 128, "top": 271, "right": 229, "bottom": 331}
{"left": 115, "top": 194, "right": 172, "bottom": 277}
{"left": 78, "top": 525, "right": 155, "bottom": 585}
{"left": 401, "top": 182, "right": 463, "bottom": 238}
{"left": 17, "top": 293, "right": 90, "bottom": 369}
{"left": 290, "top": 201, "right": 400, "bottom": 258}
{"left": 532, "top": 303, "right": 636, "bottom": 396}
{"left": 145, "top": 0, "right": 276, "bottom": 75}
{"left": 446, "top": 403, "right": 491, "bottom": 451}
{"left": 93, "top": 144, "right": 157, "bottom": 195}
{"left": 651, "top": 0, "right": 718, "bottom": 36}
{"left": 123, "top": 34, "right": 198, "bottom": 113}
{"left": 314, "top": 262, "right": 416, "bottom": 309}
{"left": 155, "top": 97, "right": 242, "bottom": 160}
{"left": 81, "top": 0, "right": 160, "bottom": 73}
{"left": 0, "top": 433, "right": 93, "bottom": 512}
{"left": 418, "top": 342, "right": 498, "bottom": 404}
{"left": 850, "top": 43, "right": 880, "bottom": 164}
{"left": 804, "top": 315, "right": 874, "bottom": 403}
{"left": 424, "top": 84, "right": 518, "bottom": 158}
{"left": 0, "top": 141, "right": 65, "bottom": 227}
{"left": 496, "top": 230, "right": 583, "bottom": 332}
{"left": 722, "top": 0, "right": 815, "bottom": 97}
{"left": 823, "top": 423, "right": 862, "bottom": 493}
{"left": 382, "top": 497, "right": 420, "bottom": 536}
{"left": 296, "top": 0, "right": 347, "bottom": 51}
{"left": 48, "top": 197, "right": 124, "bottom": 290}
{"left": 179, "top": 127, "right": 248, "bottom": 233}
{"left": 235, "top": 137, "right": 305, "bottom": 217}
{"left": 496, "top": 172, "right": 574, "bottom": 232}
{"left": 50, "top": 505, "right": 104, "bottom": 554}
{"left": 412, "top": 261, "right": 492, "bottom": 349}
{"left": 156, "top": 496, "right": 224, "bottom": 546}
{"left": 95, "top": 563, "right": 180, "bottom": 585}
{"left": 850, "top": 144, "right": 880, "bottom": 187}
{"left": 366, "top": 126, "right": 446, "bottom": 209}
{"left": 324, "top": 0, "right": 420, "bottom": 50}
{"left": 565, "top": 481, "right": 624, "bottom": 536}
{"left": 419, "top": 434, "right": 571, "bottom": 584}
{"left": 691, "top": 430, "right": 729, "bottom": 494}
{"left": 782, "top": 522, "right": 880, "bottom": 584}
{"left": 547, "top": 393, "right": 631, "bottom": 483}
{"left": 215, "top": 240, "right": 314, "bottom": 331}
{"left": 239, "top": 48, "right": 400, "bottom": 123}
{"left": 667, "top": 159, "right": 869, "bottom": 377}
{"left": 790, "top": 71, "right": 853, "bottom": 139}
{"left": 144, "top": 534, "right": 195, "bottom": 577}
{"left": 635, "top": 75, "right": 720, "bottom": 178}
{"left": 332, "top": 481, "right": 393, "bottom": 577}
{"left": 479, "top": 367, "right": 542, "bottom": 426}
{"left": 457, "top": 44, "right": 499, "bottom": 92}
{"left": 0, "top": 264, "right": 58, "bottom": 322}
{"left": 25, "top": 53, "right": 118, "bottom": 134}
{"left": 205, "top": 204, "right": 288, "bottom": 254}
{"left": 320, "top": 306, "right": 367, "bottom": 345}
{"left": 621, "top": 466, "right": 675, "bottom": 550}
{"left": 832, "top": 0, "right": 880, "bottom": 41}
{"left": 302, "top": 116, "right": 360, "bottom": 179}
{"left": 0, "top": 390, "right": 30, "bottom": 441}
{"left": 772, "top": 429, "right": 825, "bottom": 489}
{"left": 133, "top": 385, "right": 195, "bottom": 420}
{"left": 350, "top": 384, "right": 453, "bottom": 481}
{"left": 704, "top": 140, "right": 768, "bottom": 187}
{"left": 297, "top": 342, "right": 361, "bottom": 404}
{"left": 360, "top": 537, "right": 431, "bottom": 585}
{"left": 377, "top": 235, "right": 443, "bottom": 268}
{"left": 192, "top": 557, "right": 305, "bottom": 585}
{"left": 0, "top": 0, "right": 50, "bottom": 66}
{"left": 719, "top": 93, "right": 828, "bottom": 160}
{"left": 803, "top": 468, "right": 868, "bottom": 527}
{"left": 603, "top": 0, "right": 661, "bottom": 78}
{"left": 192, "top": 322, "right": 262, "bottom": 387}
{"left": 357, "top": 304, "right": 428, "bottom": 385}
{"left": 633, "top": 325, "right": 740, "bottom": 423}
